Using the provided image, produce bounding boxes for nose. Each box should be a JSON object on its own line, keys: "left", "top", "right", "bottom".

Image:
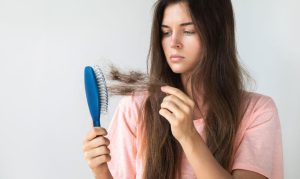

{"left": 170, "top": 32, "right": 183, "bottom": 49}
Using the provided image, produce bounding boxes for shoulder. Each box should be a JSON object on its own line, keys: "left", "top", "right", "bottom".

{"left": 233, "top": 92, "right": 283, "bottom": 178}
{"left": 240, "top": 91, "right": 280, "bottom": 130}
{"left": 244, "top": 91, "right": 276, "bottom": 111}
{"left": 108, "top": 91, "right": 148, "bottom": 136}
{"left": 117, "top": 91, "right": 148, "bottom": 111}
{"left": 113, "top": 91, "right": 148, "bottom": 123}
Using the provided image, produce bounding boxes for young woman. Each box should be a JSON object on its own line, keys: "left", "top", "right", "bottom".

{"left": 83, "top": 0, "right": 283, "bottom": 178}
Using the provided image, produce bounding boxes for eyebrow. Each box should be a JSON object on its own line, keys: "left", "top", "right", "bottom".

{"left": 161, "top": 22, "right": 194, "bottom": 28}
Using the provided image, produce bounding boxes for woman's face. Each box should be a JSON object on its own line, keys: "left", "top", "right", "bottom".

{"left": 161, "top": 2, "right": 202, "bottom": 77}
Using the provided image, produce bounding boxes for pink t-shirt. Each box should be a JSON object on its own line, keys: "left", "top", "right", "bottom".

{"left": 107, "top": 92, "right": 283, "bottom": 179}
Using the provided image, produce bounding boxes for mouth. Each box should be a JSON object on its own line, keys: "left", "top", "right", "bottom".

{"left": 169, "top": 55, "right": 184, "bottom": 62}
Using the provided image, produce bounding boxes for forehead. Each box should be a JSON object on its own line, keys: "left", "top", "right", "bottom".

{"left": 162, "top": 2, "right": 192, "bottom": 25}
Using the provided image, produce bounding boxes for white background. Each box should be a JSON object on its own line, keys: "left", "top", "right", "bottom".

{"left": 0, "top": 0, "right": 299, "bottom": 178}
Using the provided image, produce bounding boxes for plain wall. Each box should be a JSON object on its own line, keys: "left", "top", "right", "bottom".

{"left": 0, "top": 0, "right": 299, "bottom": 178}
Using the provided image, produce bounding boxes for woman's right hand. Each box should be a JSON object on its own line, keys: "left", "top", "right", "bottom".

{"left": 83, "top": 127, "right": 112, "bottom": 178}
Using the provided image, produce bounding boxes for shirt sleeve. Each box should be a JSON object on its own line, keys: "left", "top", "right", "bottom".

{"left": 232, "top": 97, "right": 283, "bottom": 179}
{"left": 107, "top": 96, "right": 139, "bottom": 179}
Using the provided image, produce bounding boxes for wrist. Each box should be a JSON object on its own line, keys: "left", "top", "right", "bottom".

{"left": 93, "top": 164, "right": 113, "bottom": 179}
{"left": 179, "top": 128, "right": 202, "bottom": 149}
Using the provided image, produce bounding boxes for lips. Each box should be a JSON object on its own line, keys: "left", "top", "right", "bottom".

{"left": 170, "top": 54, "right": 184, "bottom": 62}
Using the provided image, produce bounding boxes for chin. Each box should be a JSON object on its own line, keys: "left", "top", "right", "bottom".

{"left": 170, "top": 67, "right": 189, "bottom": 74}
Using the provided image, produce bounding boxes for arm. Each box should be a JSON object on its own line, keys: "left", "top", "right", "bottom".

{"left": 105, "top": 95, "right": 140, "bottom": 178}
{"left": 180, "top": 130, "right": 267, "bottom": 179}
{"left": 94, "top": 164, "right": 113, "bottom": 179}
{"left": 160, "top": 86, "right": 268, "bottom": 179}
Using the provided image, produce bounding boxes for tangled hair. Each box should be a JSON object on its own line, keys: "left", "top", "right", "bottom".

{"left": 105, "top": 0, "right": 252, "bottom": 178}
{"left": 106, "top": 64, "right": 166, "bottom": 95}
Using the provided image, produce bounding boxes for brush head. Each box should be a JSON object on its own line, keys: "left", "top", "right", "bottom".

{"left": 84, "top": 65, "right": 108, "bottom": 127}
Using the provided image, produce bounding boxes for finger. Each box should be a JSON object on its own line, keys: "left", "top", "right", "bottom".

{"left": 159, "top": 108, "right": 176, "bottom": 124}
{"left": 88, "top": 154, "right": 111, "bottom": 168}
{"left": 161, "top": 86, "right": 194, "bottom": 108}
{"left": 161, "top": 100, "right": 184, "bottom": 118}
{"left": 84, "top": 127, "right": 107, "bottom": 142}
{"left": 83, "top": 136, "right": 110, "bottom": 151}
{"left": 162, "top": 95, "right": 191, "bottom": 114}
{"left": 84, "top": 145, "right": 110, "bottom": 159}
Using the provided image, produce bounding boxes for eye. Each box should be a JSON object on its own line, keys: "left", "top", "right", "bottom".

{"left": 184, "top": 31, "right": 195, "bottom": 35}
{"left": 162, "top": 31, "right": 172, "bottom": 37}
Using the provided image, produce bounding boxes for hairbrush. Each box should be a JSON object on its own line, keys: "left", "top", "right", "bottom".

{"left": 84, "top": 65, "right": 108, "bottom": 127}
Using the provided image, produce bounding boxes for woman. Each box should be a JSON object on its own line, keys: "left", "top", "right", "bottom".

{"left": 83, "top": 0, "right": 283, "bottom": 178}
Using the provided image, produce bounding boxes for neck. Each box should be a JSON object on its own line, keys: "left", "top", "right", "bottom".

{"left": 180, "top": 74, "right": 206, "bottom": 120}
{"left": 180, "top": 73, "right": 192, "bottom": 96}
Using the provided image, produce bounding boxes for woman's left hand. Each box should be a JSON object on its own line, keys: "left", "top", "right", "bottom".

{"left": 159, "top": 85, "right": 198, "bottom": 144}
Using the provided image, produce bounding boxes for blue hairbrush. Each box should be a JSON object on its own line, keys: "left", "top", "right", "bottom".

{"left": 84, "top": 65, "right": 108, "bottom": 127}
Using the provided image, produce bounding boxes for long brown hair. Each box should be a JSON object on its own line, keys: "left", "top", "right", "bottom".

{"left": 106, "top": 0, "right": 250, "bottom": 178}
{"left": 143, "top": 0, "right": 247, "bottom": 178}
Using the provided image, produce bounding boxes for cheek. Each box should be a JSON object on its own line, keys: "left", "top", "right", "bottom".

{"left": 193, "top": 46, "right": 202, "bottom": 59}
{"left": 186, "top": 41, "right": 202, "bottom": 66}
{"left": 162, "top": 40, "right": 170, "bottom": 55}
{"left": 188, "top": 40, "right": 202, "bottom": 57}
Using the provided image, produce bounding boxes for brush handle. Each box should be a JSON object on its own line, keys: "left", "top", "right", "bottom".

{"left": 84, "top": 66, "right": 101, "bottom": 127}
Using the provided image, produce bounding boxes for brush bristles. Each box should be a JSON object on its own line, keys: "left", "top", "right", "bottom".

{"left": 93, "top": 65, "right": 108, "bottom": 114}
